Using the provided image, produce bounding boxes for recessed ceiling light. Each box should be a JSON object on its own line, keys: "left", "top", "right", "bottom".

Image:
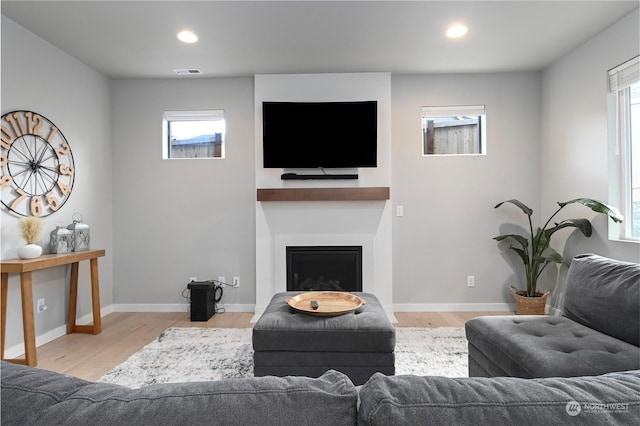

{"left": 177, "top": 30, "right": 198, "bottom": 44}
{"left": 446, "top": 24, "right": 468, "bottom": 39}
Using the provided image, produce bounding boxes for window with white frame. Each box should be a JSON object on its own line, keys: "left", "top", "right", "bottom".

{"left": 422, "top": 105, "right": 487, "bottom": 155}
{"left": 162, "top": 110, "right": 225, "bottom": 159}
{"left": 608, "top": 56, "right": 640, "bottom": 240}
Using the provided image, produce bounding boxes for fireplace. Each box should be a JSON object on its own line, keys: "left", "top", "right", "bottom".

{"left": 286, "top": 246, "right": 363, "bottom": 292}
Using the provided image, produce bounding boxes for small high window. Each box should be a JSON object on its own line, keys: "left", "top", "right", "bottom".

{"left": 422, "top": 105, "right": 486, "bottom": 155}
{"left": 162, "top": 110, "right": 225, "bottom": 159}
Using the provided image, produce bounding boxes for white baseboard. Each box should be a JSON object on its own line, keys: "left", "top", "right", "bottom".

{"left": 393, "top": 302, "right": 515, "bottom": 312}
{"left": 4, "top": 305, "right": 114, "bottom": 360}
{"left": 217, "top": 304, "right": 256, "bottom": 312}
{"left": 251, "top": 305, "right": 267, "bottom": 323}
{"left": 111, "top": 303, "right": 255, "bottom": 313}
{"left": 112, "top": 303, "right": 190, "bottom": 312}
{"left": 5, "top": 302, "right": 514, "bottom": 358}
{"left": 5, "top": 303, "right": 256, "bottom": 358}
{"left": 384, "top": 305, "right": 398, "bottom": 323}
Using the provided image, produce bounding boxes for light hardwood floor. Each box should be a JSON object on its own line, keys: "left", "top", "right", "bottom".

{"left": 26, "top": 311, "right": 509, "bottom": 381}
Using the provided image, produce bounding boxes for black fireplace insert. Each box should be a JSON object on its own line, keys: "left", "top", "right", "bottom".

{"left": 286, "top": 246, "right": 362, "bottom": 292}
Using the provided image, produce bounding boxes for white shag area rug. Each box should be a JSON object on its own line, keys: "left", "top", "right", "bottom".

{"left": 99, "top": 327, "right": 467, "bottom": 388}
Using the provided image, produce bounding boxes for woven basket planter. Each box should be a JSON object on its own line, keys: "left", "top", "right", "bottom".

{"left": 509, "top": 285, "right": 551, "bottom": 315}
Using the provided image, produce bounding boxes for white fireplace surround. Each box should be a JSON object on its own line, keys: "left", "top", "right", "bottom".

{"left": 253, "top": 199, "right": 395, "bottom": 322}
{"left": 253, "top": 72, "right": 394, "bottom": 322}
{"left": 275, "top": 235, "right": 373, "bottom": 294}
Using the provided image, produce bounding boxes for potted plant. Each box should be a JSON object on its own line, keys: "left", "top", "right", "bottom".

{"left": 494, "top": 198, "right": 623, "bottom": 314}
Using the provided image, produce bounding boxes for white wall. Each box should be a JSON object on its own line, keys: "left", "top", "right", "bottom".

{"left": 391, "top": 72, "right": 542, "bottom": 309}
{"left": 541, "top": 9, "right": 640, "bottom": 310}
{"left": 1, "top": 16, "right": 113, "bottom": 352}
{"left": 110, "top": 78, "right": 256, "bottom": 311}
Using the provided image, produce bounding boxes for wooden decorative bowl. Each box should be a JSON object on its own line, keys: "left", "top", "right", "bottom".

{"left": 286, "top": 291, "right": 366, "bottom": 317}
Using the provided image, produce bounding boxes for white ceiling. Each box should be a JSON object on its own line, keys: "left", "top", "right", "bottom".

{"left": 2, "top": 1, "right": 638, "bottom": 79}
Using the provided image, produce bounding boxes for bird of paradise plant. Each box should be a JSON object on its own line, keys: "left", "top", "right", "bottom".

{"left": 494, "top": 198, "right": 623, "bottom": 297}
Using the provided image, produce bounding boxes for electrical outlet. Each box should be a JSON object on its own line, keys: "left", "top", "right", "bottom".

{"left": 37, "top": 298, "right": 47, "bottom": 313}
{"left": 218, "top": 276, "right": 226, "bottom": 285}
{"left": 189, "top": 276, "right": 197, "bottom": 282}
{"left": 233, "top": 277, "right": 240, "bottom": 287}
{"left": 467, "top": 276, "right": 475, "bottom": 287}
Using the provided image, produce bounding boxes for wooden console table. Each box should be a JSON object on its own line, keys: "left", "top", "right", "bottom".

{"left": 0, "top": 249, "right": 105, "bottom": 366}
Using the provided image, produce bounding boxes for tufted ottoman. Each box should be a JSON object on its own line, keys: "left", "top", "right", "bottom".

{"left": 252, "top": 292, "right": 395, "bottom": 385}
{"left": 465, "top": 254, "right": 640, "bottom": 378}
{"left": 465, "top": 315, "right": 640, "bottom": 378}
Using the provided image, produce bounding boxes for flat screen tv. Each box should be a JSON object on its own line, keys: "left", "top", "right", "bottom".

{"left": 262, "top": 101, "right": 377, "bottom": 169}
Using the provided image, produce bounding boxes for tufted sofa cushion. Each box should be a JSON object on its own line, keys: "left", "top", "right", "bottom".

{"left": 466, "top": 315, "right": 640, "bottom": 378}
{"left": 562, "top": 254, "right": 640, "bottom": 346}
{"left": 1, "top": 361, "right": 358, "bottom": 426}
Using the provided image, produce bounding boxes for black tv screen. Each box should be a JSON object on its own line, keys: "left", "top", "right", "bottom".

{"left": 262, "top": 101, "right": 377, "bottom": 168}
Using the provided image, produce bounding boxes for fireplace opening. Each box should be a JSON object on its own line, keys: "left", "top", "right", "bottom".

{"left": 286, "top": 246, "right": 362, "bottom": 292}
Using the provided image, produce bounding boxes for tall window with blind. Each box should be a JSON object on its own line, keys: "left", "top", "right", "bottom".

{"left": 608, "top": 56, "right": 640, "bottom": 240}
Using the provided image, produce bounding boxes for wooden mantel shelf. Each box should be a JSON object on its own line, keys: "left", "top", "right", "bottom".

{"left": 257, "top": 187, "right": 390, "bottom": 202}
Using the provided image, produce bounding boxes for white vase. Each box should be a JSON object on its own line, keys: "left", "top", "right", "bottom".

{"left": 18, "top": 244, "right": 42, "bottom": 259}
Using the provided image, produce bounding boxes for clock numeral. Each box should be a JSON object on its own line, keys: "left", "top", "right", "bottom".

{"left": 55, "top": 143, "right": 70, "bottom": 158}
{"left": 25, "top": 112, "right": 44, "bottom": 137}
{"left": 1, "top": 125, "right": 15, "bottom": 149}
{"left": 59, "top": 164, "right": 74, "bottom": 176}
{"left": 0, "top": 153, "right": 6, "bottom": 167}
{"left": 10, "top": 187, "right": 28, "bottom": 211}
{"left": 45, "top": 191, "right": 61, "bottom": 211}
{"left": 30, "top": 196, "right": 43, "bottom": 217}
{"left": 1, "top": 174, "right": 14, "bottom": 191}
{"left": 5, "top": 112, "right": 26, "bottom": 139}
{"left": 46, "top": 125, "right": 59, "bottom": 143}
{"left": 1, "top": 112, "right": 46, "bottom": 148}
{"left": 57, "top": 180, "right": 71, "bottom": 195}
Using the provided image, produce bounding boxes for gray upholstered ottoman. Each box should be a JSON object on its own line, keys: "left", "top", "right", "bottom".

{"left": 253, "top": 292, "right": 395, "bottom": 385}
{"left": 465, "top": 254, "right": 640, "bottom": 378}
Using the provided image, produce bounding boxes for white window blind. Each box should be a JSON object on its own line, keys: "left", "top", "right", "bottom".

{"left": 163, "top": 110, "right": 224, "bottom": 122}
{"left": 608, "top": 56, "right": 640, "bottom": 93}
{"left": 422, "top": 105, "right": 486, "bottom": 118}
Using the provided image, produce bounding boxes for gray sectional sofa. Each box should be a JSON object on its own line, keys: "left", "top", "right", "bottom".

{"left": 2, "top": 361, "right": 639, "bottom": 425}
{"left": 466, "top": 254, "right": 640, "bottom": 378}
{"left": 3, "top": 253, "right": 639, "bottom": 425}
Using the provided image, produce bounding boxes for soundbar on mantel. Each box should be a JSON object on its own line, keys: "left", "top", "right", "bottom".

{"left": 281, "top": 172, "right": 358, "bottom": 180}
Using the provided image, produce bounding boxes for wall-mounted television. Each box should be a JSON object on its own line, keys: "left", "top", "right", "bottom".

{"left": 262, "top": 101, "right": 377, "bottom": 169}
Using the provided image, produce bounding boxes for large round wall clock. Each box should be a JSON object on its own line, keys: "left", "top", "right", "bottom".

{"left": 0, "top": 110, "right": 75, "bottom": 217}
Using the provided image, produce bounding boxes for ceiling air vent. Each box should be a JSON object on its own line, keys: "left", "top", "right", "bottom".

{"left": 173, "top": 68, "right": 202, "bottom": 75}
